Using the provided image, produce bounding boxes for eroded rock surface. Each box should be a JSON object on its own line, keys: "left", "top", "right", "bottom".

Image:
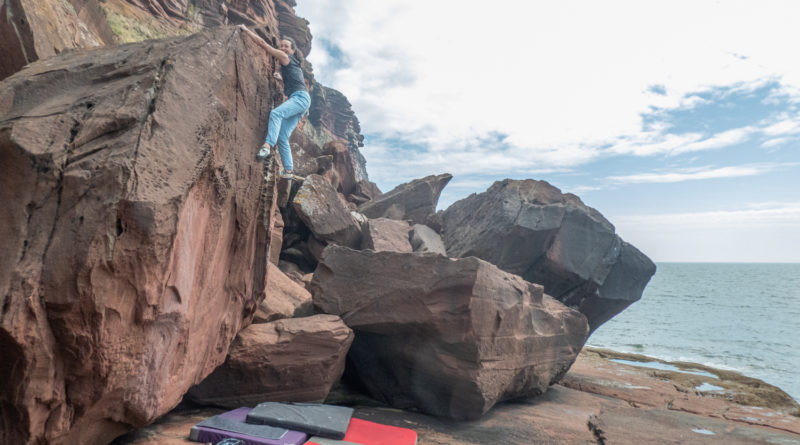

{"left": 311, "top": 246, "right": 589, "bottom": 419}
{"left": 441, "top": 179, "right": 656, "bottom": 331}
{"left": 186, "top": 315, "right": 353, "bottom": 408}
{"left": 0, "top": 27, "right": 280, "bottom": 444}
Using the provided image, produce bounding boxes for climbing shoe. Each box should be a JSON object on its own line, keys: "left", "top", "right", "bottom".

{"left": 280, "top": 170, "right": 304, "bottom": 181}
{"left": 256, "top": 145, "right": 271, "bottom": 161}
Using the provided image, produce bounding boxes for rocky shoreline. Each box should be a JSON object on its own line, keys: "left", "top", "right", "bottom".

{"left": 113, "top": 347, "right": 800, "bottom": 444}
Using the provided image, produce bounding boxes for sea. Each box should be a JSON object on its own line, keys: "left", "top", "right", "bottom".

{"left": 587, "top": 262, "right": 800, "bottom": 403}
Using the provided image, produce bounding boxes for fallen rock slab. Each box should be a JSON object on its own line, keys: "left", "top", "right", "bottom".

{"left": 441, "top": 179, "right": 656, "bottom": 331}
{"left": 254, "top": 263, "right": 313, "bottom": 323}
{"left": 0, "top": 27, "right": 279, "bottom": 444}
{"left": 311, "top": 246, "right": 589, "bottom": 419}
{"left": 360, "top": 218, "right": 412, "bottom": 252}
{"left": 358, "top": 173, "right": 451, "bottom": 227}
{"left": 293, "top": 174, "right": 362, "bottom": 248}
{"left": 186, "top": 315, "right": 354, "bottom": 408}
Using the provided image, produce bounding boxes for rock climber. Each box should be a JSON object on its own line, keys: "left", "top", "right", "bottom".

{"left": 239, "top": 25, "right": 310, "bottom": 180}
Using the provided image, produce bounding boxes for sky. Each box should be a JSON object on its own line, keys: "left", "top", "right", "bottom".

{"left": 293, "top": 1, "right": 800, "bottom": 263}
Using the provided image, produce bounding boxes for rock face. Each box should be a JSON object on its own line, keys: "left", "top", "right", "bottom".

{"left": 441, "top": 179, "right": 656, "bottom": 331}
{"left": 186, "top": 315, "right": 354, "bottom": 408}
{"left": 292, "top": 174, "right": 363, "bottom": 249}
{"left": 311, "top": 246, "right": 590, "bottom": 420}
{"left": 0, "top": 0, "right": 116, "bottom": 80}
{"left": 358, "top": 173, "right": 452, "bottom": 227}
{"left": 360, "top": 218, "right": 413, "bottom": 252}
{"left": 254, "top": 263, "right": 313, "bottom": 323}
{"left": 0, "top": 27, "right": 280, "bottom": 444}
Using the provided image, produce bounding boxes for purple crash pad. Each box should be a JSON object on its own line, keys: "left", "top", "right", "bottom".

{"left": 189, "top": 407, "right": 308, "bottom": 445}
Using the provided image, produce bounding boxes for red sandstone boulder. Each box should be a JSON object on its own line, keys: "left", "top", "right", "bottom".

{"left": 441, "top": 179, "right": 656, "bottom": 332}
{"left": 254, "top": 263, "right": 313, "bottom": 323}
{"left": 0, "top": 27, "right": 280, "bottom": 444}
{"left": 360, "top": 218, "right": 413, "bottom": 252}
{"left": 311, "top": 246, "right": 590, "bottom": 420}
{"left": 186, "top": 315, "right": 354, "bottom": 408}
{"left": 292, "top": 174, "right": 363, "bottom": 249}
{"left": 358, "top": 173, "right": 452, "bottom": 227}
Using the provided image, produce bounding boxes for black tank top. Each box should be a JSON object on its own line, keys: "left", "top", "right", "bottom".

{"left": 281, "top": 54, "right": 306, "bottom": 96}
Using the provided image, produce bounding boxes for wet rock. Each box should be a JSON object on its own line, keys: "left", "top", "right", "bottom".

{"left": 186, "top": 315, "right": 354, "bottom": 408}
{"left": 441, "top": 179, "right": 656, "bottom": 331}
{"left": 254, "top": 264, "right": 313, "bottom": 323}
{"left": 409, "top": 224, "right": 446, "bottom": 255}
{"left": 361, "top": 218, "right": 413, "bottom": 252}
{"left": 358, "top": 174, "right": 452, "bottom": 227}
{"left": 0, "top": 27, "right": 279, "bottom": 444}
{"left": 292, "top": 174, "right": 363, "bottom": 248}
{"left": 311, "top": 246, "right": 589, "bottom": 420}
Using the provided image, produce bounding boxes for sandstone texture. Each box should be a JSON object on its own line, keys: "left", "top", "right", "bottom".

{"left": 441, "top": 179, "right": 656, "bottom": 331}
{"left": 358, "top": 173, "right": 451, "bottom": 227}
{"left": 254, "top": 263, "right": 313, "bottom": 323}
{"left": 0, "top": 0, "right": 114, "bottom": 80}
{"left": 0, "top": 27, "right": 281, "bottom": 445}
{"left": 292, "top": 174, "right": 363, "bottom": 248}
{"left": 186, "top": 315, "right": 354, "bottom": 408}
{"left": 311, "top": 246, "right": 589, "bottom": 420}
{"left": 360, "top": 218, "right": 413, "bottom": 252}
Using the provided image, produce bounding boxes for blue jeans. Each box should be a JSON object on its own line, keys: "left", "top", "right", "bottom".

{"left": 264, "top": 90, "right": 311, "bottom": 171}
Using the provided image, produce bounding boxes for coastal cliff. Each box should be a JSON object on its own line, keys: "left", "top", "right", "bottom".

{"left": 1, "top": 2, "right": 797, "bottom": 445}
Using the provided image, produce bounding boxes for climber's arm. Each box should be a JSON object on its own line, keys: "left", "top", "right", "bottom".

{"left": 238, "top": 25, "right": 290, "bottom": 66}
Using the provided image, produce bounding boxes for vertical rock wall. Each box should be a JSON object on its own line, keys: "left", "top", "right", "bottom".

{"left": 0, "top": 27, "right": 280, "bottom": 444}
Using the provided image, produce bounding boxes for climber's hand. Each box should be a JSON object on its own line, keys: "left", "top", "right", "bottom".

{"left": 273, "top": 72, "right": 283, "bottom": 80}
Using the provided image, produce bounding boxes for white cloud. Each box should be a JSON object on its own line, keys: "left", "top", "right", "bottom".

{"left": 297, "top": 0, "right": 800, "bottom": 171}
{"left": 614, "top": 202, "right": 800, "bottom": 227}
{"left": 607, "top": 163, "right": 792, "bottom": 184}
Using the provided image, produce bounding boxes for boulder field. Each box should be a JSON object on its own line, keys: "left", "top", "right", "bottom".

{"left": 0, "top": 1, "right": 740, "bottom": 444}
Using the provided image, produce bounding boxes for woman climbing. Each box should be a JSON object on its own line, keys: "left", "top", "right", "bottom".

{"left": 239, "top": 25, "right": 310, "bottom": 179}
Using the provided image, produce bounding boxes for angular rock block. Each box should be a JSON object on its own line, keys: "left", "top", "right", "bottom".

{"left": 0, "top": 27, "right": 280, "bottom": 444}
{"left": 358, "top": 174, "right": 452, "bottom": 226}
{"left": 409, "top": 224, "right": 446, "bottom": 255}
{"left": 360, "top": 218, "right": 413, "bottom": 252}
{"left": 441, "top": 179, "right": 656, "bottom": 331}
{"left": 293, "top": 174, "right": 362, "bottom": 248}
{"left": 254, "top": 263, "right": 313, "bottom": 323}
{"left": 187, "top": 315, "right": 354, "bottom": 408}
{"left": 311, "top": 247, "right": 589, "bottom": 420}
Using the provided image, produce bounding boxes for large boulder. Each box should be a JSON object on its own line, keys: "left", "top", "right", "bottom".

{"left": 358, "top": 173, "right": 452, "bottom": 227}
{"left": 186, "top": 315, "right": 354, "bottom": 408}
{"left": 292, "top": 174, "right": 363, "bottom": 248}
{"left": 441, "top": 179, "right": 656, "bottom": 332}
{"left": 0, "top": 27, "right": 280, "bottom": 444}
{"left": 311, "top": 246, "right": 589, "bottom": 420}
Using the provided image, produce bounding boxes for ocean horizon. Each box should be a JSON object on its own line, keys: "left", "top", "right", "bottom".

{"left": 587, "top": 262, "right": 800, "bottom": 403}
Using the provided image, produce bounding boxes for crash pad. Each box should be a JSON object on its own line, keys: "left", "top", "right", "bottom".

{"left": 189, "top": 407, "right": 308, "bottom": 445}
{"left": 246, "top": 402, "right": 354, "bottom": 440}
